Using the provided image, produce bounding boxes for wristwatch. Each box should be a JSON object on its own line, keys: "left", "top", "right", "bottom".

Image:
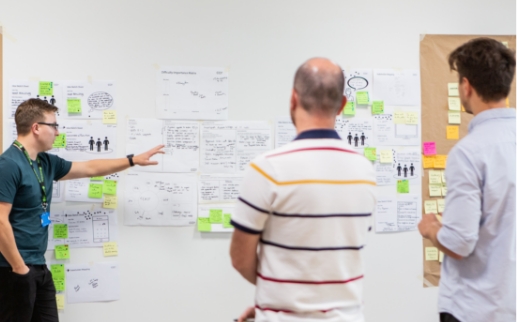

{"left": 127, "top": 154, "right": 135, "bottom": 167}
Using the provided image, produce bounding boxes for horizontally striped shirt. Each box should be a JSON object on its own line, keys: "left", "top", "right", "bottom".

{"left": 231, "top": 129, "right": 377, "bottom": 322}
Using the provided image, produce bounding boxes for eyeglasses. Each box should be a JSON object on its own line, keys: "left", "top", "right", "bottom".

{"left": 37, "top": 122, "right": 60, "bottom": 130}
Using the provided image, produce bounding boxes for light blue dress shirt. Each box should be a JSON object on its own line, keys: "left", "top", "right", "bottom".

{"left": 438, "top": 108, "right": 516, "bottom": 322}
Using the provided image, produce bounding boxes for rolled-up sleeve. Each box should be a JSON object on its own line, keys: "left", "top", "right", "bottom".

{"left": 437, "top": 147, "right": 482, "bottom": 257}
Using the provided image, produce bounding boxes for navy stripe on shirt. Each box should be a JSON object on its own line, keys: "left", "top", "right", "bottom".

{"left": 261, "top": 239, "right": 364, "bottom": 251}
{"left": 230, "top": 220, "right": 262, "bottom": 235}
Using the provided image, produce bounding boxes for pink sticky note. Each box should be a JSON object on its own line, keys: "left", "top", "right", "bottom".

{"left": 423, "top": 142, "right": 436, "bottom": 156}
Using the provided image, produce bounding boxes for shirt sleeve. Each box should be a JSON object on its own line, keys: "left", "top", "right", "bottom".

{"left": 0, "top": 158, "right": 21, "bottom": 204}
{"left": 46, "top": 153, "right": 72, "bottom": 181}
{"left": 437, "top": 146, "right": 482, "bottom": 257}
{"left": 231, "top": 157, "right": 276, "bottom": 234}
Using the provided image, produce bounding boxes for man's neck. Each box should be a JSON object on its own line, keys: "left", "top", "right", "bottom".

{"left": 471, "top": 98, "right": 507, "bottom": 116}
{"left": 15, "top": 136, "right": 40, "bottom": 160}
{"left": 294, "top": 109, "right": 336, "bottom": 135}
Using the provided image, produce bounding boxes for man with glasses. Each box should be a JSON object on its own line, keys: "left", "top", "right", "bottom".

{"left": 0, "top": 98, "right": 164, "bottom": 322}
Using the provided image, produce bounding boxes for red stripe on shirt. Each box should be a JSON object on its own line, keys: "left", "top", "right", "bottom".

{"left": 255, "top": 305, "right": 337, "bottom": 313}
{"left": 266, "top": 147, "right": 358, "bottom": 158}
{"left": 257, "top": 272, "right": 364, "bottom": 284}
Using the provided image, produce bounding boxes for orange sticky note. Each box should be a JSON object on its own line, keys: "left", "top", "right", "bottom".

{"left": 506, "top": 98, "right": 510, "bottom": 107}
{"left": 423, "top": 155, "right": 435, "bottom": 169}
{"left": 446, "top": 126, "right": 459, "bottom": 140}
{"left": 434, "top": 155, "right": 447, "bottom": 169}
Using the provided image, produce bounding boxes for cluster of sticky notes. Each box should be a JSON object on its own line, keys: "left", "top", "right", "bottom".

{"left": 425, "top": 247, "right": 439, "bottom": 261}
{"left": 343, "top": 101, "right": 356, "bottom": 116}
{"left": 448, "top": 111, "right": 461, "bottom": 124}
{"left": 89, "top": 177, "right": 118, "bottom": 201}
{"left": 103, "top": 242, "right": 118, "bottom": 257}
{"left": 422, "top": 155, "right": 447, "bottom": 169}
{"left": 356, "top": 91, "right": 370, "bottom": 105}
{"left": 51, "top": 264, "right": 66, "bottom": 292}
{"left": 379, "top": 149, "right": 393, "bottom": 163}
{"left": 198, "top": 210, "right": 233, "bottom": 231}
{"left": 52, "top": 134, "right": 67, "bottom": 149}
{"left": 393, "top": 111, "right": 418, "bottom": 124}
{"left": 446, "top": 126, "right": 459, "bottom": 140}
{"left": 429, "top": 183, "right": 447, "bottom": 197}
{"left": 39, "top": 81, "right": 54, "bottom": 96}
{"left": 55, "top": 244, "right": 70, "bottom": 259}
{"left": 364, "top": 147, "right": 377, "bottom": 161}
{"left": 56, "top": 294, "right": 65, "bottom": 310}
{"left": 372, "top": 101, "right": 384, "bottom": 114}
{"left": 422, "top": 142, "right": 436, "bottom": 155}
{"left": 397, "top": 180, "right": 409, "bottom": 193}
{"left": 53, "top": 224, "right": 69, "bottom": 239}
{"left": 428, "top": 170, "right": 447, "bottom": 197}
{"left": 424, "top": 200, "right": 438, "bottom": 214}
{"left": 67, "top": 98, "right": 82, "bottom": 114}
{"left": 103, "top": 110, "right": 117, "bottom": 124}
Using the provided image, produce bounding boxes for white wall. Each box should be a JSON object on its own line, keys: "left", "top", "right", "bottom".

{"left": 1, "top": 1, "right": 515, "bottom": 321}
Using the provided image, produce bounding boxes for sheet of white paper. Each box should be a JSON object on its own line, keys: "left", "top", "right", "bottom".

{"left": 335, "top": 117, "right": 374, "bottom": 149}
{"left": 59, "top": 121, "right": 117, "bottom": 161}
{"left": 372, "top": 69, "right": 420, "bottom": 106}
{"left": 126, "top": 118, "right": 200, "bottom": 173}
{"left": 63, "top": 80, "right": 116, "bottom": 119}
{"left": 199, "top": 174, "right": 243, "bottom": 203}
{"left": 156, "top": 66, "right": 228, "bottom": 120}
{"left": 373, "top": 107, "right": 420, "bottom": 146}
{"left": 274, "top": 116, "right": 296, "bottom": 148}
{"left": 375, "top": 195, "right": 420, "bottom": 232}
{"left": 8, "top": 80, "right": 65, "bottom": 118}
{"left": 66, "top": 261, "right": 120, "bottom": 303}
{"left": 344, "top": 69, "right": 373, "bottom": 104}
{"left": 52, "top": 181, "right": 65, "bottom": 203}
{"left": 198, "top": 203, "right": 235, "bottom": 232}
{"left": 124, "top": 172, "right": 197, "bottom": 226}
{"left": 65, "top": 173, "right": 120, "bottom": 203}
{"left": 200, "top": 121, "right": 272, "bottom": 173}
{"left": 48, "top": 205, "right": 118, "bottom": 249}
{"left": 373, "top": 147, "right": 421, "bottom": 186}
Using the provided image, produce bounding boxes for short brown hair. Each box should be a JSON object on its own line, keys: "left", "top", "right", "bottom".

{"left": 15, "top": 98, "right": 59, "bottom": 135}
{"left": 448, "top": 38, "right": 516, "bottom": 102}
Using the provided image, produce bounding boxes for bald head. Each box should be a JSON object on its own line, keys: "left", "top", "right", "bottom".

{"left": 293, "top": 58, "right": 345, "bottom": 116}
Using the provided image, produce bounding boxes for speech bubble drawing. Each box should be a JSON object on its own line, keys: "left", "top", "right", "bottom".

{"left": 87, "top": 92, "right": 114, "bottom": 111}
{"left": 347, "top": 77, "right": 368, "bottom": 90}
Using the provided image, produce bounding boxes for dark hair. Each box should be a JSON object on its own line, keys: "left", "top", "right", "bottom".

{"left": 448, "top": 38, "right": 516, "bottom": 102}
{"left": 293, "top": 60, "right": 345, "bottom": 115}
{"left": 15, "top": 98, "right": 58, "bottom": 135}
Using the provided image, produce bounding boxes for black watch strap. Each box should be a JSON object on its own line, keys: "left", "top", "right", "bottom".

{"left": 127, "top": 154, "right": 135, "bottom": 167}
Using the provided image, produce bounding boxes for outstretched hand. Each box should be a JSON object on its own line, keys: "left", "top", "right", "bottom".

{"left": 134, "top": 145, "right": 165, "bottom": 166}
{"left": 237, "top": 306, "right": 255, "bottom": 322}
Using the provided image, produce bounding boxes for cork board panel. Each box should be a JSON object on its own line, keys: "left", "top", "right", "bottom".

{"left": 419, "top": 34, "right": 516, "bottom": 287}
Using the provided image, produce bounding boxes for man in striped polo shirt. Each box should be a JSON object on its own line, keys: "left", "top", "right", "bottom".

{"left": 230, "top": 58, "right": 377, "bottom": 322}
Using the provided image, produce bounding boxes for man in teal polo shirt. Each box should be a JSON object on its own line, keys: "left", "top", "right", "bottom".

{"left": 0, "top": 98, "right": 164, "bottom": 322}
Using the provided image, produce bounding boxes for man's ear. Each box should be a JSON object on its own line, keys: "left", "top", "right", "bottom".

{"left": 290, "top": 89, "right": 298, "bottom": 112}
{"left": 460, "top": 77, "right": 473, "bottom": 98}
{"left": 32, "top": 123, "right": 41, "bottom": 136}
{"left": 337, "top": 96, "right": 347, "bottom": 115}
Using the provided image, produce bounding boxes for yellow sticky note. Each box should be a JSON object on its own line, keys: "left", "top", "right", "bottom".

{"left": 461, "top": 105, "right": 465, "bottom": 112}
{"left": 103, "top": 195, "right": 118, "bottom": 209}
{"left": 506, "top": 97, "right": 510, "bottom": 107}
{"left": 448, "top": 111, "right": 461, "bottom": 124}
{"left": 393, "top": 111, "right": 406, "bottom": 124}
{"left": 446, "top": 126, "right": 459, "bottom": 140}
{"left": 425, "top": 247, "right": 439, "bottom": 261}
{"left": 379, "top": 150, "right": 393, "bottom": 163}
{"left": 103, "top": 242, "right": 118, "bottom": 257}
{"left": 422, "top": 155, "right": 435, "bottom": 169}
{"left": 424, "top": 200, "right": 438, "bottom": 214}
{"left": 502, "top": 41, "right": 509, "bottom": 48}
{"left": 103, "top": 110, "right": 117, "bottom": 124}
{"left": 434, "top": 155, "right": 447, "bottom": 169}
{"left": 405, "top": 112, "right": 418, "bottom": 125}
{"left": 437, "top": 199, "right": 445, "bottom": 213}
{"left": 429, "top": 170, "right": 442, "bottom": 184}
{"left": 448, "top": 83, "right": 459, "bottom": 96}
{"left": 429, "top": 184, "right": 442, "bottom": 197}
{"left": 439, "top": 251, "right": 444, "bottom": 263}
{"left": 56, "top": 295, "right": 65, "bottom": 310}
{"left": 447, "top": 97, "right": 461, "bottom": 111}
{"left": 441, "top": 171, "right": 446, "bottom": 183}
{"left": 441, "top": 185, "right": 447, "bottom": 196}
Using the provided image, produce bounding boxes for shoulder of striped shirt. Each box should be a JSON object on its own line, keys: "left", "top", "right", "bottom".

{"left": 261, "top": 141, "right": 360, "bottom": 160}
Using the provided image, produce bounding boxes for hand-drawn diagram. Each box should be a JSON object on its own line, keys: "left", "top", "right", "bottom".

{"left": 343, "top": 69, "right": 373, "bottom": 104}
{"left": 64, "top": 80, "right": 116, "bottom": 119}
{"left": 66, "top": 262, "right": 120, "bottom": 303}
{"left": 335, "top": 117, "right": 373, "bottom": 148}
{"left": 198, "top": 174, "right": 243, "bottom": 203}
{"left": 65, "top": 173, "right": 120, "bottom": 203}
{"left": 373, "top": 107, "right": 420, "bottom": 146}
{"left": 374, "top": 147, "right": 421, "bottom": 185}
{"left": 8, "top": 80, "right": 65, "bottom": 118}
{"left": 59, "top": 121, "right": 117, "bottom": 161}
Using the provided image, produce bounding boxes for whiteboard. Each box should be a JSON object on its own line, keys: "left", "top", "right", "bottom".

{"left": 1, "top": 0, "right": 515, "bottom": 321}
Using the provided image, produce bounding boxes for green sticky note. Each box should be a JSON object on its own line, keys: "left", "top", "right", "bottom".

{"left": 39, "top": 81, "right": 53, "bottom": 96}
{"left": 364, "top": 147, "right": 377, "bottom": 161}
{"left": 55, "top": 245, "right": 70, "bottom": 259}
{"left": 88, "top": 183, "right": 103, "bottom": 199}
{"left": 197, "top": 218, "right": 212, "bottom": 232}
{"left": 372, "top": 101, "right": 384, "bottom": 114}
{"left": 90, "top": 176, "right": 105, "bottom": 181}
{"left": 209, "top": 209, "right": 223, "bottom": 223}
{"left": 103, "top": 180, "right": 117, "bottom": 195}
{"left": 356, "top": 91, "right": 370, "bottom": 105}
{"left": 53, "top": 224, "right": 69, "bottom": 239}
{"left": 50, "top": 264, "right": 65, "bottom": 279}
{"left": 54, "top": 278, "right": 66, "bottom": 292}
{"left": 343, "top": 102, "right": 356, "bottom": 115}
{"left": 397, "top": 180, "right": 410, "bottom": 193}
{"left": 67, "top": 99, "right": 82, "bottom": 113}
{"left": 223, "top": 214, "right": 233, "bottom": 228}
{"left": 52, "top": 134, "right": 66, "bottom": 149}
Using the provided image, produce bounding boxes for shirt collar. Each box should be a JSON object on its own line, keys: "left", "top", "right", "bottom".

{"left": 469, "top": 108, "right": 516, "bottom": 133}
{"left": 294, "top": 129, "right": 341, "bottom": 140}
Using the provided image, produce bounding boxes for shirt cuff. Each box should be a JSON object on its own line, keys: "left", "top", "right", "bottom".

{"left": 437, "top": 225, "right": 477, "bottom": 257}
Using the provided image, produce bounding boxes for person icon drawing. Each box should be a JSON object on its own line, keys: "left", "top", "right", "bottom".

{"left": 403, "top": 164, "right": 408, "bottom": 178}
{"left": 49, "top": 95, "right": 56, "bottom": 106}
{"left": 88, "top": 136, "right": 95, "bottom": 151}
{"left": 347, "top": 132, "right": 352, "bottom": 145}
{"left": 103, "top": 137, "right": 110, "bottom": 151}
{"left": 410, "top": 163, "right": 415, "bottom": 176}
{"left": 96, "top": 138, "right": 102, "bottom": 152}
{"left": 360, "top": 132, "right": 366, "bottom": 146}
{"left": 397, "top": 163, "right": 402, "bottom": 177}
{"left": 354, "top": 134, "right": 359, "bottom": 147}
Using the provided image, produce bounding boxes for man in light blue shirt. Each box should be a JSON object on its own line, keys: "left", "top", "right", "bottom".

{"left": 419, "top": 38, "right": 516, "bottom": 322}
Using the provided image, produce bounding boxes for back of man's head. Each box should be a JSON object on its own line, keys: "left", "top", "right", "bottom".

{"left": 293, "top": 58, "right": 345, "bottom": 116}
{"left": 448, "top": 38, "right": 516, "bottom": 102}
{"left": 15, "top": 98, "right": 58, "bottom": 135}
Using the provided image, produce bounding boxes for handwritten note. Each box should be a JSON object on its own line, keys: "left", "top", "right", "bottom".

{"left": 393, "top": 111, "right": 406, "bottom": 124}
{"left": 379, "top": 150, "right": 393, "bottom": 163}
{"left": 446, "top": 126, "right": 459, "bottom": 140}
{"left": 397, "top": 180, "right": 409, "bottom": 193}
{"left": 425, "top": 247, "right": 439, "bottom": 261}
{"left": 448, "top": 97, "right": 461, "bottom": 111}
{"left": 55, "top": 245, "right": 70, "bottom": 259}
{"left": 39, "top": 81, "right": 53, "bottom": 96}
{"left": 441, "top": 171, "right": 446, "bottom": 183}
{"left": 52, "top": 134, "right": 67, "bottom": 149}
{"left": 356, "top": 91, "right": 370, "bottom": 105}
{"left": 103, "top": 242, "right": 118, "bottom": 257}
{"left": 424, "top": 200, "right": 438, "bottom": 214}
{"left": 343, "top": 102, "right": 356, "bottom": 116}
{"left": 448, "top": 83, "right": 459, "bottom": 96}
{"left": 364, "top": 147, "right": 377, "bottom": 161}
{"left": 88, "top": 183, "right": 103, "bottom": 199}
{"left": 103, "top": 195, "right": 118, "bottom": 209}
{"left": 53, "top": 224, "right": 69, "bottom": 239}
{"left": 372, "top": 101, "right": 384, "bottom": 114}
{"left": 429, "top": 170, "right": 442, "bottom": 184}
{"left": 102, "top": 110, "right": 117, "bottom": 124}
{"left": 209, "top": 209, "right": 223, "bottom": 223}
{"left": 197, "top": 217, "right": 212, "bottom": 232}
{"left": 441, "top": 185, "right": 447, "bottom": 196}
{"left": 437, "top": 199, "right": 445, "bottom": 213}
{"left": 223, "top": 214, "right": 233, "bottom": 228}
{"left": 422, "top": 156, "right": 435, "bottom": 169}
{"left": 56, "top": 295, "right": 65, "bottom": 310}
{"left": 51, "top": 264, "right": 65, "bottom": 279}
{"left": 434, "top": 155, "right": 447, "bottom": 169}
{"left": 423, "top": 142, "right": 436, "bottom": 156}
{"left": 405, "top": 112, "right": 418, "bottom": 125}
{"left": 103, "top": 180, "right": 117, "bottom": 195}
{"left": 429, "top": 184, "right": 442, "bottom": 197}
{"left": 54, "top": 278, "right": 66, "bottom": 292}
{"left": 67, "top": 99, "right": 82, "bottom": 114}
{"left": 448, "top": 111, "right": 461, "bottom": 124}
